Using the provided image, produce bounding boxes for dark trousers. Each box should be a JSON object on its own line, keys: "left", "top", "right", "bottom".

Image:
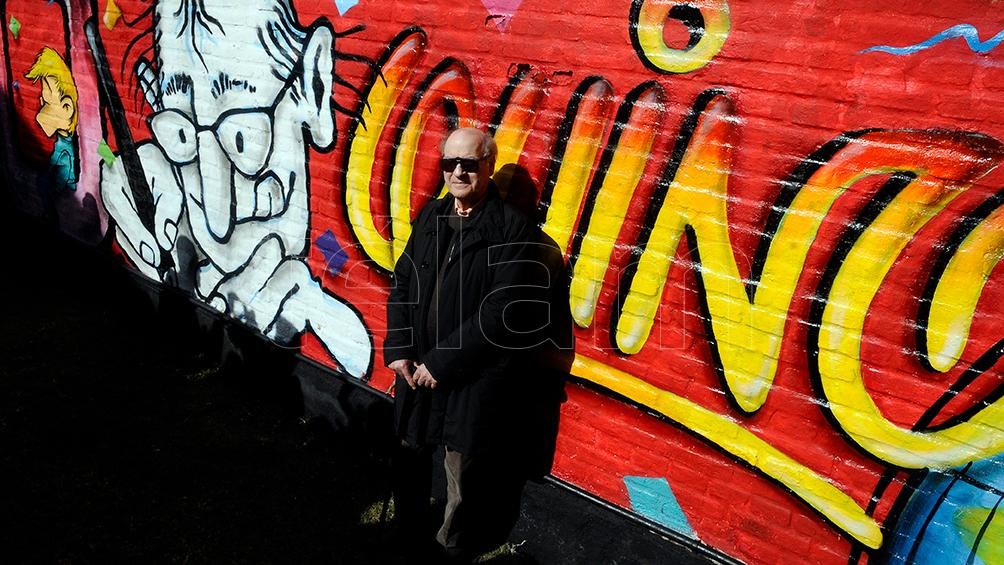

{"left": 393, "top": 442, "right": 525, "bottom": 562}
{"left": 392, "top": 441, "right": 437, "bottom": 543}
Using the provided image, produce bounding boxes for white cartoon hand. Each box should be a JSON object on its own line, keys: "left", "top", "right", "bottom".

{"left": 99, "top": 143, "right": 184, "bottom": 281}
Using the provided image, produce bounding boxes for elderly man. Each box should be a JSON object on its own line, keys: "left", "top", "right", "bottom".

{"left": 384, "top": 127, "right": 537, "bottom": 562}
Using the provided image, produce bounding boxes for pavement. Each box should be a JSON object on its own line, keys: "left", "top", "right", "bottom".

{"left": 0, "top": 212, "right": 731, "bottom": 564}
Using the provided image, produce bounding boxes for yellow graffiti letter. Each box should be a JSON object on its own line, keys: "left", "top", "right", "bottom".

{"left": 569, "top": 82, "right": 665, "bottom": 328}
{"left": 815, "top": 130, "right": 1004, "bottom": 469}
{"left": 541, "top": 77, "right": 616, "bottom": 255}
{"left": 345, "top": 29, "right": 427, "bottom": 271}
{"left": 923, "top": 197, "right": 1004, "bottom": 371}
{"left": 388, "top": 59, "right": 477, "bottom": 261}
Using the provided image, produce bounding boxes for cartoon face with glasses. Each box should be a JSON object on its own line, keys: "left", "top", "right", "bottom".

{"left": 98, "top": 0, "right": 372, "bottom": 377}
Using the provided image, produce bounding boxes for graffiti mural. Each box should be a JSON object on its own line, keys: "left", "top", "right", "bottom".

{"left": 2, "top": 0, "right": 1002, "bottom": 563}
{"left": 91, "top": 0, "right": 372, "bottom": 377}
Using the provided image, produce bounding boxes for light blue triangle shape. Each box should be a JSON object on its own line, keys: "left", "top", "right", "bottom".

{"left": 334, "top": 0, "right": 358, "bottom": 15}
{"left": 624, "top": 476, "right": 695, "bottom": 537}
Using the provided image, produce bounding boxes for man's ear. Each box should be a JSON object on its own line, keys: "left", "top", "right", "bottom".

{"left": 300, "top": 25, "right": 334, "bottom": 150}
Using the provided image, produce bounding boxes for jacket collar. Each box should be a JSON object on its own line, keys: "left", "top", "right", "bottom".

{"left": 427, "top": 183, "right": 508, "bottom": 244}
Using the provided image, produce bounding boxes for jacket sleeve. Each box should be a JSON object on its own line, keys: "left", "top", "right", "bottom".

{"left": 383, "top": 213, "right": 423, "bottom": 365}
{"left": 422, "top": 216, "right": 534, "bottom": 387}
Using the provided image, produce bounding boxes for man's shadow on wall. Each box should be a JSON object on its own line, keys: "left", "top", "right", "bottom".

{"left": 495, "top": 163, "right": 574, "bottom": 481}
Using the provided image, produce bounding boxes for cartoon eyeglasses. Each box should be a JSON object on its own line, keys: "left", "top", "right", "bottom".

{"left": 148, "top": 100, "right": 280, "bottom": 177}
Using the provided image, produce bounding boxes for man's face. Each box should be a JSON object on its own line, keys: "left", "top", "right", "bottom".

{"left": 442, "top": 130, "right": 491, "bottom": 205}
{"left": 36, "top": 76, "right": 73, "bottom": 138}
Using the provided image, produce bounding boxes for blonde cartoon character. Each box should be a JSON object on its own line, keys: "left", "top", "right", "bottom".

{"left": 25, "top": 47, "right": 78, "bottom": 193}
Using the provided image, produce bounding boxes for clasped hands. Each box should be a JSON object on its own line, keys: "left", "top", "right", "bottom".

{"left": 388, "top": 359, "right": 438, "bottom": 390}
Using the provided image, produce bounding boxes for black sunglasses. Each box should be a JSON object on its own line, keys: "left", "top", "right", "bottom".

{"left": 440, "top": 157, "right": 484, "bottom": 173}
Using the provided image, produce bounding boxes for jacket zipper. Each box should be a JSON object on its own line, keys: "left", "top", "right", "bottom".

{"left": 445, "top": 236, "right": 460, "bottom": 266}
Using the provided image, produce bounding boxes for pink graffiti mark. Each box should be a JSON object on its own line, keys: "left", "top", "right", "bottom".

{"left": 65, "top": 0, "right": 108, "bottom": 237}
{"left": 481, "top": 0, "right": 523, "bottom": 32}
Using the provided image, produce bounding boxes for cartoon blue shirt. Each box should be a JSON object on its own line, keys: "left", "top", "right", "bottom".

{"left": 50, "top": 132, "right": 77, "bottom": 192}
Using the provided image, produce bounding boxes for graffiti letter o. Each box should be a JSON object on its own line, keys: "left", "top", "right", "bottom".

{"left": 629, "top": 0, "right": 730, "bottom": 74}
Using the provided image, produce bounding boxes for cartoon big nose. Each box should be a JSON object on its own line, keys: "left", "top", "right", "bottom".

{"left": 197, "top": 129, "right": 234, "bottom": 241}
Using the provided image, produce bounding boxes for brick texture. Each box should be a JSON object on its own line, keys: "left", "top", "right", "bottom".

{"left": 3, "top": 0, "right": 1003, "bottom": 563}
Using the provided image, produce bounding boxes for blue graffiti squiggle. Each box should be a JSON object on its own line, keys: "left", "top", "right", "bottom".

{"left": 861, "top": 24, "right": 1004, "bottom": 55}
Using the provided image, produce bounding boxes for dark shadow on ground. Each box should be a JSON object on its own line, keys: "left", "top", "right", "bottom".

{"left": 0, "top": 212, "right": 720, "bottom": 565}
{"left": 0, "top": 215, "right": 407, "bottom": 564}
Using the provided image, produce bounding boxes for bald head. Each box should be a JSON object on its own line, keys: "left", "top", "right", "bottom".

{"left": 441, "top": 128, "right": 497, "bottom": 209}
{"left": 442, "top": 128, "right": 497, "bottom": 170}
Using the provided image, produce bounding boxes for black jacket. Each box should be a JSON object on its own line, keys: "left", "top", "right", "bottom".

{"left": 384, "top": 187, "right": 538, "bottom": 455}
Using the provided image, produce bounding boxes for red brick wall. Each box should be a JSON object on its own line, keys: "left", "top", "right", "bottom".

{"left": 3, "top": 1, "right": 1003, "bottom": 563}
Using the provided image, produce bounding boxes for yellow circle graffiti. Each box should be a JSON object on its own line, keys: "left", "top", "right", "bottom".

{"left": 630, "top": 0, "right": 731, "bottom": 74}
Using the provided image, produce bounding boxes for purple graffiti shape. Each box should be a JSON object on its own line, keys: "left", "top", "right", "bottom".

{"left": 316, "top": 230, "right": 349, "bottom": 275}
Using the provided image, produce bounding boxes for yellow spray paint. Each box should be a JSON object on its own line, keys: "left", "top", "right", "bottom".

{"left": 925, "top": 205, "right": 1004, "bottom": 372}
{"left": 631, "top": 0, "right": 730, "bottom": 74}
{"left": 569, "top": 83, "right": 665, "bottom": 327}
{"left": 570, "top": 353, "right": 884, "bottom": 549}
{"left": 815, "top": 131, "right": 1004, "bottom": 469}
{"left": 616, "top": 92, "right": 794, "bottom": 412}
{"left": 103, "top": 0, "right": 122, "bottom": 30}
{"left": 541, "top": 78, "right": 616, "bottom": 255}
{"left": 492, "top": 69, "right": 548, "bottom": 177}
{"left": 388, "top": 63, "right": 477, "bottom": 261}
{"left": 614, "top": 94, "right": 1004, "bottom": 418}
{"left": 345, "top": 30, "right": 427, "bottom": 271}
